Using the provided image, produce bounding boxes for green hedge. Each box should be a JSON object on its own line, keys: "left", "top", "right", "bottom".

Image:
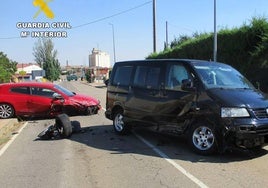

{"left": 148, "top": 17, "right": 268, "bottom": 93}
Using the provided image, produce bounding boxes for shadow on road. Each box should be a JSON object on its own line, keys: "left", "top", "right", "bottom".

{"left": 53, "top": 123, "right": 268, "bottom": 163}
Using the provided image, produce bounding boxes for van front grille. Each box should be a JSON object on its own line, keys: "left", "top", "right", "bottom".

{"left": 256, "top": 126, "right": 268, "bottom": 136}
{"left": 252, "top": 108, "right": 268, "bottom": 119}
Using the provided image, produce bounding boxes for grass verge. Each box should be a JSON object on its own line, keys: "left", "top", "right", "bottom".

{"left": 0, "top": 121, "right": 25, "bottom": 149}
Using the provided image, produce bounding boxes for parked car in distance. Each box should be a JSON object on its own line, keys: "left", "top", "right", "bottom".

{"left": 67, "top": 74, "right": 78, "bottom": 81}
{"left": 0, "top": 82, "right": 101, "bottom": 119}
{"left": 105, "top": 59, "right": 268, "bottom": 155}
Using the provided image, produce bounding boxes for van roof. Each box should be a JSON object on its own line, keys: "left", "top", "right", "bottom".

{"left": 114, "top": 59, "right": 221, "bottom": 66}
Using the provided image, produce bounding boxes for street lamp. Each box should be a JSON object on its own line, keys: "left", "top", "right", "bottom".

{"left": 109, "top": 23, "right": 116, "bottom": 64}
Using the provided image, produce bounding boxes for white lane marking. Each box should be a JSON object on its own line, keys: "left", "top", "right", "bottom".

{"left": 102, "top": 107, "right": 208, "bottom": 188}
{"left": 134, "top": 132, "right": 209, "bottom": 188}
{"left": 0, "top": 122, "right": 28, "bottom": 157}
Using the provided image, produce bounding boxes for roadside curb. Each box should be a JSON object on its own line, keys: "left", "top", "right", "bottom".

{"left": 81, "top": 81, "right": 106, "bottom": 88}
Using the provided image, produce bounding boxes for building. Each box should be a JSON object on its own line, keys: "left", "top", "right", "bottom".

{"left": 15, "top": 63, "right": 44, "bottom": 81}
{"left": 89, "top": 48, "right": 111, "bottom": 68}
{"left": 88, "top": 48, "right": 111, "bottom": 82}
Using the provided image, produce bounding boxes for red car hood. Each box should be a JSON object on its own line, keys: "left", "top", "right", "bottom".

{"left": 68, "top": 94, "right": 100, "bottom": 106}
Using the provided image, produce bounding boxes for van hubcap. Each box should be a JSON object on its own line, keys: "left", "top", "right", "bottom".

{"left": 192, "top": 126, "right": 214, "bottom": 150}
{"left": 114, "top": 114, "right": 124, "bottom": 132}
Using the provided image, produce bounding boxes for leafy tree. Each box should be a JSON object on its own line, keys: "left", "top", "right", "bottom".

{"left": 33, "top": 38, "right": 61, "bottom": 81}
{"left": 0, "top": 52, "right": 17, "bottom": 83}
{"left": 85, "top": 69, "right": 94, "bottom": 83}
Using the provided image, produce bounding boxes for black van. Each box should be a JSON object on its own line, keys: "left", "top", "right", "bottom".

{"left": 105, "top": 59, "right": 268, "bottom": 155}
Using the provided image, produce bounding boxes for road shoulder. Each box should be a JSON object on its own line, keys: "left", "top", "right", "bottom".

{"left": 0, "top": 119, "right": 25, "bottom": 150}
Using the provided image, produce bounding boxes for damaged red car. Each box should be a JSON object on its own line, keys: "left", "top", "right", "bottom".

{"left": 0, "top": 82, "right": 101, "bottom": 119}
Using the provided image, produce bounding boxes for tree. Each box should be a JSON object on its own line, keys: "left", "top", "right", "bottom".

{"left": 0, "top": 52, "right": 17, "bottom": 83}
{"left": 85, "top": 69, "right": 95, "bottom": 83}
{"left": 33, "top": 38, "right": 61, "bottom": 81}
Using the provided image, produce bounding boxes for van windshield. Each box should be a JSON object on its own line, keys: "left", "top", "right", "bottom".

{"left": 192, "top": 63, "right": 255, "bottom": 89}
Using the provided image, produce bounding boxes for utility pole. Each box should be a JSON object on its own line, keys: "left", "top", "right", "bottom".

{"left": 109, "top": 23, "right": 116, "bottom": 63}
{"left": 165, "top": 21, "right": 169, "bottom": 49}
{"left": 153, "top": 0, "right": 156, "bottom": 53}
{"left": 213, "top": 0, "right": 217, "bottom": 62}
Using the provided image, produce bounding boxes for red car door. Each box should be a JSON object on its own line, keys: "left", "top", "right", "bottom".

{"left": 9, "top": 86, "right": 31, "bottom": 115}
{"left": 27, "top": 87, "right": 55, "bottom": 116}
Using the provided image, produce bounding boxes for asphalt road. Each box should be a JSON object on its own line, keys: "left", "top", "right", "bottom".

{"left": 0, "top": 81, "right": 268, "bottom": 188}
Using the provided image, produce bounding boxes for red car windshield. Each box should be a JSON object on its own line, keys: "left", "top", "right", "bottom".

{"left": 54, "top": 84, "right": 75, "bottom": 97}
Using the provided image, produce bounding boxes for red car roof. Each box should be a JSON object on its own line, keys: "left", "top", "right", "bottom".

{"left": 0, "top": 82, "right": 54, "bottom": 88}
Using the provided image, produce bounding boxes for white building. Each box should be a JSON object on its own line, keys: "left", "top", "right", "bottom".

{"left": 16, "top": 63, "right": 44, "bottom": 81}
{"left": 89, "top": 48, "right": 111, "bottom": 68}
{"left": 16, "top": 63, "right": 42, "bottom": 74}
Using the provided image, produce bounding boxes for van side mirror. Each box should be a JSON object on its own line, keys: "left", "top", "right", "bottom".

{"left": 181, "top": 79, "right": 195, "bottom": 91}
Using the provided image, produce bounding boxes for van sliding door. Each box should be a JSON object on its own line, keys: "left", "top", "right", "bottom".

{"left": 126, "top": 65, "right": 163, "bottom": 123}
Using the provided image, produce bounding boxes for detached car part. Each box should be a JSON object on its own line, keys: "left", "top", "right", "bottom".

{"left": 38, "top": 113, "right": 72, "bottom": 140}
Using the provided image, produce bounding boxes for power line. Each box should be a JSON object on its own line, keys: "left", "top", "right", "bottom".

{"left": 0, "top": 1, "right": 152, "bottom": 40}
{"left": 72, "top": 1, "right": 152, "bottom": 29}
{"left": 0, "top": 36, "right": 21, "bottom": 40}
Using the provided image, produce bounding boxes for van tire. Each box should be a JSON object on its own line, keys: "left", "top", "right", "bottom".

{"left": 113, "top": 110, "right": 131, "bottom": 135}
{"left": 188, "top": 122, "right": 217, "bottom": 155}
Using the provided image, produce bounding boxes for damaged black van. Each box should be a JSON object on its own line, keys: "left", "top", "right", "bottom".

{"left": 105, "top": 59, "right": 268, "bottom": 155}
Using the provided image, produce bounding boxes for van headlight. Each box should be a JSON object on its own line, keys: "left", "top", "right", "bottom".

{"left": 221, "top": 107, "right": 250, "bottom": 118}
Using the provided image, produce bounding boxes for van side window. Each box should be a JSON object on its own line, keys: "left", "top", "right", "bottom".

{"left": 166, "top": 64, "right": 190, "bottom": 90}
{"left": 134, "top": 66, "right": 160, "bottom": 89}
{"left": 113, "top": 66, "right": 133, "bottom": 86}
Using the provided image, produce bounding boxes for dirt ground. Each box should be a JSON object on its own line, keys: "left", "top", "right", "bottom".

{"left": 0, "top": 121, "right": 25, "bottom": 150}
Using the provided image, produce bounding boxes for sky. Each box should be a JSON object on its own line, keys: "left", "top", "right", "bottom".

{"left": 1, "top": 0, "right": 268, "bottom": 67}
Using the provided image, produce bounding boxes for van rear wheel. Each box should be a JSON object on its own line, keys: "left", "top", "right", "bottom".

{"left": 113, "top": 110, "right": 131, "bottom": 135}
{"left": 188, "top": 122, "right": 217, "bottom": 155}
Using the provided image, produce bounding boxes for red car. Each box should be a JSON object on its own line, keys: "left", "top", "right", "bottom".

{"left": 0, "top": 82, "right": 101, "bottom": 119}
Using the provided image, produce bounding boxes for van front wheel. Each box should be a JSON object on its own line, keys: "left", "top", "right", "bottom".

{"left": 188, "top": 123, "right": 217, "bottom": 155}
{"left": 113, "top": 110, "right": 130, "bottom": 135}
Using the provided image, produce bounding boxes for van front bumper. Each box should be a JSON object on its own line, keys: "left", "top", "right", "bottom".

{"left": 223, "top": 118, "right": 268, "bottom": 149}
